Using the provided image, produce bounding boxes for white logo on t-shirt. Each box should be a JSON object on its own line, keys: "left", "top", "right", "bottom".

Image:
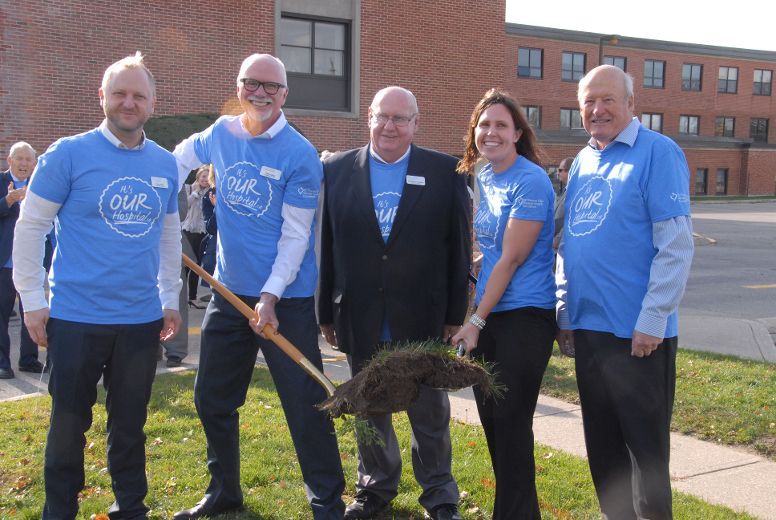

{"left": 474, "top": 200, "right": 499, "bottom": 250}
{"left": 373, "top": 191, "right": 401, "bottom": 239}
{"left": 99, "top": 177, "right": 163, "bottom": 238}
{"left": 221, "top": 161, "right": 273, "bottom": 217}
{"left": 568, "top": 175, "right": 613, "bottom": 237}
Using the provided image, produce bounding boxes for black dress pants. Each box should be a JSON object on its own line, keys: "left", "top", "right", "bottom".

{"left": 43, "top": 317, "right": 162, "bottom": 520}
{"left": 194, "top": 293, "right": 345, "bottom": 520}
{"left": 0, "top": 267, "right": 39, "bottom": 369}
{"left": 574, "top": 330, "right": 677, "bottom": 520}
{"left": 473, "top": 306, "right": 556, "bottom": 520}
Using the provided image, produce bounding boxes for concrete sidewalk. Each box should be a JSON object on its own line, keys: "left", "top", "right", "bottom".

{"left": 2, "top": 303, "right": 775, "bottom": 519}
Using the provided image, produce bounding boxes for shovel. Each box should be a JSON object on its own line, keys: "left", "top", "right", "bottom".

{"left": 182, "top": 254, "right": 337, "bottom": 398}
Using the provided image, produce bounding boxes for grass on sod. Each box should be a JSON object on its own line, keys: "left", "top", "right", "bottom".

{"left": 1, "top": 368, "right": 756, "bottom": 519}
{"left": 542, "top": 347, "right": 776, "bottom": 461}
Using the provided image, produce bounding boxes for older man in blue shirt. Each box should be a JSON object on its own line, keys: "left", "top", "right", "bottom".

{"left": 556, "top": 65, "right": 693, "bottom": 520}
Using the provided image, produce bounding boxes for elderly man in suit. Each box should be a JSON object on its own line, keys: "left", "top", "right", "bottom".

{"left": 319, "top": 86, "right": 471, "bottom": 520}
{"left": 0, "top": 141, "right": 44, "bottom": 379}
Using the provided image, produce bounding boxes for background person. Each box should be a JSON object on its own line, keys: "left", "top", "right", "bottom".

{"left": 556, "top": 64, "right": 693, "bottom": 519}
{"left": 0, "top": 142, "right": 45, "bottom": 379}
{"left": 553, "top": 156, "right": 573, "bottom": 251}
{"left": 12, "top": 52, "right": 182, "bottom": 520}
{"left": 319, "top": 86, "right": 471, "bottom": 520}
{"left": 171, "top": 53, "right": 345, "bottom": 520}
{"left": 181, "top": 164, "right": 209, "bottom": 307}
{"left": 452, "top": 89, "right": 556, "bottom": 520}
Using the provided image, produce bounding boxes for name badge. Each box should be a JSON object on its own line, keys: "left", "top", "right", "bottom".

{"left": 406, "top": 175, "right": 425, "bottom": 186}
{"left": 260, "top": 166, "right": 282, "bottom": 180}
{"left": 151, "top": 177, "right": 168, "bottom": 189}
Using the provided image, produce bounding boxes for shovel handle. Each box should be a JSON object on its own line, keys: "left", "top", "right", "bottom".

{"left": 182, "top": 254, "right": 336, "bottom": 398}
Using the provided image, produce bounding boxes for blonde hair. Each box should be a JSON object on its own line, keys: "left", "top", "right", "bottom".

{"left": 101, "top": 51, "right": 156, "bottom": 95}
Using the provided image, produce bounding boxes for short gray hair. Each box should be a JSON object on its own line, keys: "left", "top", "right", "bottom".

{"left": 8, "top": 141, "right": 36, "bottom": 158}
{"left": 236, "top": 54, "right": 287, "bottom": 86}
{"left": 577, "top": 64, "right": 634, "bottom": 100}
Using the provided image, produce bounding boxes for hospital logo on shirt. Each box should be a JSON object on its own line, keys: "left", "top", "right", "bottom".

{"left": 373, "top": 191, "right": 401, "bottom": 240}
{"left": 473, "top": 201, "right": 498, "bottom": 250}
{"left": 221, "top": 161, "right": 273, "bottom": 217}
{"left": 568, "top": 175, "right": 612, "bottom": 237}
{"left": 99, "top": 177, "right": 163, "bottom": 238}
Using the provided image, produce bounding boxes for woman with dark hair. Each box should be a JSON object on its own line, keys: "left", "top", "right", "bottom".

{"left": 452, "top": 88, "right": 556, "bottom": 520}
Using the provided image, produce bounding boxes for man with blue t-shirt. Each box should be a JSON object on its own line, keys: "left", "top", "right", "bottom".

{"left": 556, "top": 65, "right": 694, "bottom": 520}
{"left": 171, "top": 54, "right": 345, "bottom": 520}
{"left": 13, "top": 52, "right": 182, "bottom": 520}
{"left": 319, "top": 86, "right": 471, "bottom": 520}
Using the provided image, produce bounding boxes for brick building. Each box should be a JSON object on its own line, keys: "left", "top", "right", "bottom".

{"left": 0, "top": 0, "right": 505, "bottom": 161}
{"left": 505, "top": 23, "right": 776, "bottom": 196}
{"left": 2, "top": 2, "right": 775, "bottom": 195}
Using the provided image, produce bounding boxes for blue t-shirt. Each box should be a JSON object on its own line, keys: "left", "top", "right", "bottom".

{"left": 563, "top": 124, "right": 691, "bottom": 338}
{"left": 369, "top": 152, "right": 409, "bottom": 242}
{"left": 474, "top": 156, "right": 556, "bottom": 312}
{"left": 368, "top": 151, "right": 410, "bottom": 341}
{"left": 190, "top": 116, "right": 321, "bottom": 297}
{"left": 29, "top": 129, "right": 178, "bottom": 324}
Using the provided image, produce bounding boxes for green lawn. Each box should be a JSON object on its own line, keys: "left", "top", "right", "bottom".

{"left": 542, "top": 347, "right": 776, "bottom": 460}
{"left": 0, "top": 368, "right": 756, "bottom": 519}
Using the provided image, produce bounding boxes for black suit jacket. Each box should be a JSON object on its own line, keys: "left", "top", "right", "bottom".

{"left": 318, "top": 144, "right": 471, "bottom": 358}
{"left": 0, "top": 171, "right": 22, "bottom": 266}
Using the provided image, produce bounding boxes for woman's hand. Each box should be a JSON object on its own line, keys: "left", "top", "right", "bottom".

{"left": 452, "top": 322, "right": 481, "bottom": 355}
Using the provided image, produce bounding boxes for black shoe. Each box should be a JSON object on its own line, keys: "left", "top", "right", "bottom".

{"left": 0, "top": 367, "right": 14, "bottom": 379}
{"left": 424, "top": 503, "right": 463, "bottom": 520}
{"left": 199, "top": 293, "right": 212, "bottom": 302}
{"left": 172, "top": 498, "right": 243, "bottom": 519}
{"left": 344, "top": 490, "right": 390, "bottom": 519}
{"left": 166, "top": 356, "right": 182, "bottom": 368}
{"left": 187, "top": 300, "right": 206, "bottom": 309}
{"left": 18, "top": 361, "right": 47, "bottom": 374}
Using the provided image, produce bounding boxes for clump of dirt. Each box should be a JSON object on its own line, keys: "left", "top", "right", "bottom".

{"left": 318, "top": 342, "right": 500, "bottom": 418}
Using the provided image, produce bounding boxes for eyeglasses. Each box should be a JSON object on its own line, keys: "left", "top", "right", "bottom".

{"left": 371, "top": 113, "right": 417, "bottom": 127}
{"left": 240, "top": 78, "right": 285, "bottom": 95}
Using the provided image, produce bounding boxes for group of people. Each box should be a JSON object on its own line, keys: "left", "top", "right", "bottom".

{"left": 5, "top": 48, "right": 693, "bottom": 520}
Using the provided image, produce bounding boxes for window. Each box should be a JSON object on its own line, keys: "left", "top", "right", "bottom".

{"left": 518, "top": 48, "right": 543, "bottom": 79}
{"left": 524, "top": 105, "right": 541, "bottom": 128}
{"left": 603, "top": 55, "right": 626, "bottom": 71}
{"left": 695, "top": 168, "right": 708, "bottom": 195}
{"left": 754, "top": 69, "right": 772, "bottom": 96}
{"left": 279, "top": 15, "right": 350, "bottom": 111}
{"left": 682, "top": 64, "right": 703, "bottom": 91}
{"left": 718, "top": 66, "right": 738, "bottom": 93}
{"left": 751, "top": 118, "right": 769, "bottom": 143}
{"left": 562, "top": 52, "right": 585, "bottom": 81}
{"left": 715, "top": 116, "right": 735, "bottom": 137}
{"left": 644, "top": 60, "right": 665, "bottom": 88}
{"left": 641, "top": 113, "right": 663, "bottom": 133}
{"left": 560, "top": 108, "right": 582, "bottom": 129}
{"left": 715, "top": 168, "right": 728, "bottom": 195}
{"left": 679, "top": 115, "right": 700, "bottom": 135}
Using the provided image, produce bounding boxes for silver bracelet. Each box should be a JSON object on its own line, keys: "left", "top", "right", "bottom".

{"left": 469, "top": 313, "right": 486, "bottom": 330}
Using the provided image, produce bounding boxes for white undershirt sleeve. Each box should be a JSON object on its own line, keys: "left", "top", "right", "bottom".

{"left": 173, "top": 135, "right": 204, "bottom": 191}
{"left": 12, "top": 191, "right": 61, "bottom": 312}
{"left": 261, "top": 203, "right": 315, "bottom": 299}
{"left": 158, "top": 212, "right": 183, "bottom": 310}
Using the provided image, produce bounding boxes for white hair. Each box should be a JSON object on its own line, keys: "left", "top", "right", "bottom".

{"left": 236, "top": 54, "right": 287, "bottom": 86}
{"left": 370, "top": 86, "right": 419, "bottom": 114}
{"left": 8, "top": 141, "right": 36, "bottom": 158}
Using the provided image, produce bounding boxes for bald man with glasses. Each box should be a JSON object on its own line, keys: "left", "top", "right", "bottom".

{"left": 319, "top": 86, "right": 471, "bottom": 520}
{"left": 172, "top": 53, "right": 345, "bottom": 520}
